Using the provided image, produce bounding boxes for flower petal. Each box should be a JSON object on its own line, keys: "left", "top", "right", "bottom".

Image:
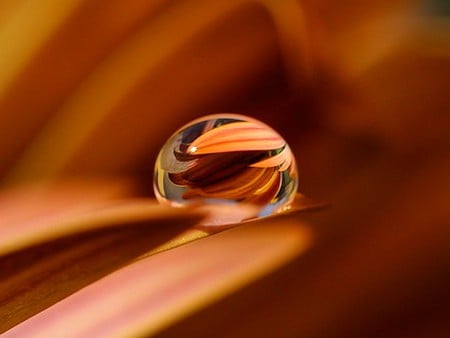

{"left": 4, "top": 216, "right": 312, "bottom": 337}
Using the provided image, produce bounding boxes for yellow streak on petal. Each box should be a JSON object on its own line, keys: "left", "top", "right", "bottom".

{"left": 251, "top": 146, "right": 293, "bottom": 171}
{"left": 5, "top": 217, "right": 313, "bottom": 338}
{"left": 0, "top": 0, "right": 82, "bottom": 96}
{"left": 7, "top": 2, "right": 279, "bottom": 182}
{"left": 0, "top": 199, "right": 202, "bottom": 256}
{"left": 143, "top": 228, "right": 209, "bottom": 257}
{"left": 254, "top": 169, "right": 280, "bottom": 195}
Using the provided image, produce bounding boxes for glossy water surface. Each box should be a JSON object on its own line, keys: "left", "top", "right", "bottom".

{"left": 154, "top": 114, "right": 298, "bottom": 224}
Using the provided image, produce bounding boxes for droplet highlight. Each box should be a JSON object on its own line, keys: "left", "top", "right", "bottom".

{"left": 154, "top": 114, "right": 298, "bottom": 225}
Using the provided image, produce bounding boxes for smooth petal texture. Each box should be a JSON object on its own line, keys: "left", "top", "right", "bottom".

{"left": 289, "top": 193, "right": 330, "bottom": 213}
{"left": 4, "top": 216, "right": 313, "bottom": 337}
{"left": 324, "top": 19, "right": 450, "bottom": 151}
{"left": 251, "top": 145, "right": 294, "bottom": 171}
{"left": 6, "top": 1, "right": 280, "bottom": 182}
{"left": 0, "top": 197, "right": 200, "bottom": 256}
{"left": 303, "top": 0, "right": 418, "bottom": 78}
{"left": 154, "top": 150, "right": 450, "bottom": 338}
{"left": 187, "top": 121, "right": 285, "bottom": 154}
{"left": 0, "top": 1, "right": 447, "bottom": 337}
{"left": 0, "top": 189, "right": 203, "bottom": 333}
{"left": 261, "top": 0, "right": 313, "bottom": 89}
{"left": 147, "top": 192, "right": 329, "bottom": 255}
{"left": 0, "top": 178, "right": 139, "bottom": 254}
{"left": 0, "top": 0, "right": 170, "bottom": 176}
{"left": 5, "top": 1, "right": 420, "bottom": 183}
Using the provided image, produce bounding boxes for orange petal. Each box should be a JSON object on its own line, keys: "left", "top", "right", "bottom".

{"left": 4, "top": 217, "right": 312, "bottom": 337}
{"left": 189, "top": 122, "right": 285, "bottom": 154}
{"left": 7, "top": 2, "right": 279, "bottom": 182}
{"left": 250, "top": 145, "right": 294, "bottom": 171}
{"left": 0, "top": 200, "right": 202, "bottom": 333}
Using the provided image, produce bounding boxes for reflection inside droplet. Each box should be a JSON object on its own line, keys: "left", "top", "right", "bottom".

{"left": 154, "top": 114, "right": 298, "bottom": 225}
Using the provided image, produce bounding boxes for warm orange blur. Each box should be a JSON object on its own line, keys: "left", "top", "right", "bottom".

{"left": 0, "top": 0, "right": 448, "bottom": 337}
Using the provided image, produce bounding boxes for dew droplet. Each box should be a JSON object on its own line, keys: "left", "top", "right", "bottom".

{"left": 153, "top": 114, "right": 298, "bottom": 225}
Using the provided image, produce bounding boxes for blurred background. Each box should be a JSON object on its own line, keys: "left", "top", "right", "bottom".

{"left": 0, "top": 0, "right": 446, "bottom": 192}
{"left": 0, "top": 0, "right": 449, "bottom": 336}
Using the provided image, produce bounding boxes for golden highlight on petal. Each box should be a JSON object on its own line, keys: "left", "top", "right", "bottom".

{"left": 4, "top": 217, "right": 313, "bottom": 338}
{"left": 251, "top": 145, "right": 294, "bottom": 171}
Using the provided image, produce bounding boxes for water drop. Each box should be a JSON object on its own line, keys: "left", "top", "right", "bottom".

{"left": 154, "top": 114, "right": 298, "bottom": 225}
